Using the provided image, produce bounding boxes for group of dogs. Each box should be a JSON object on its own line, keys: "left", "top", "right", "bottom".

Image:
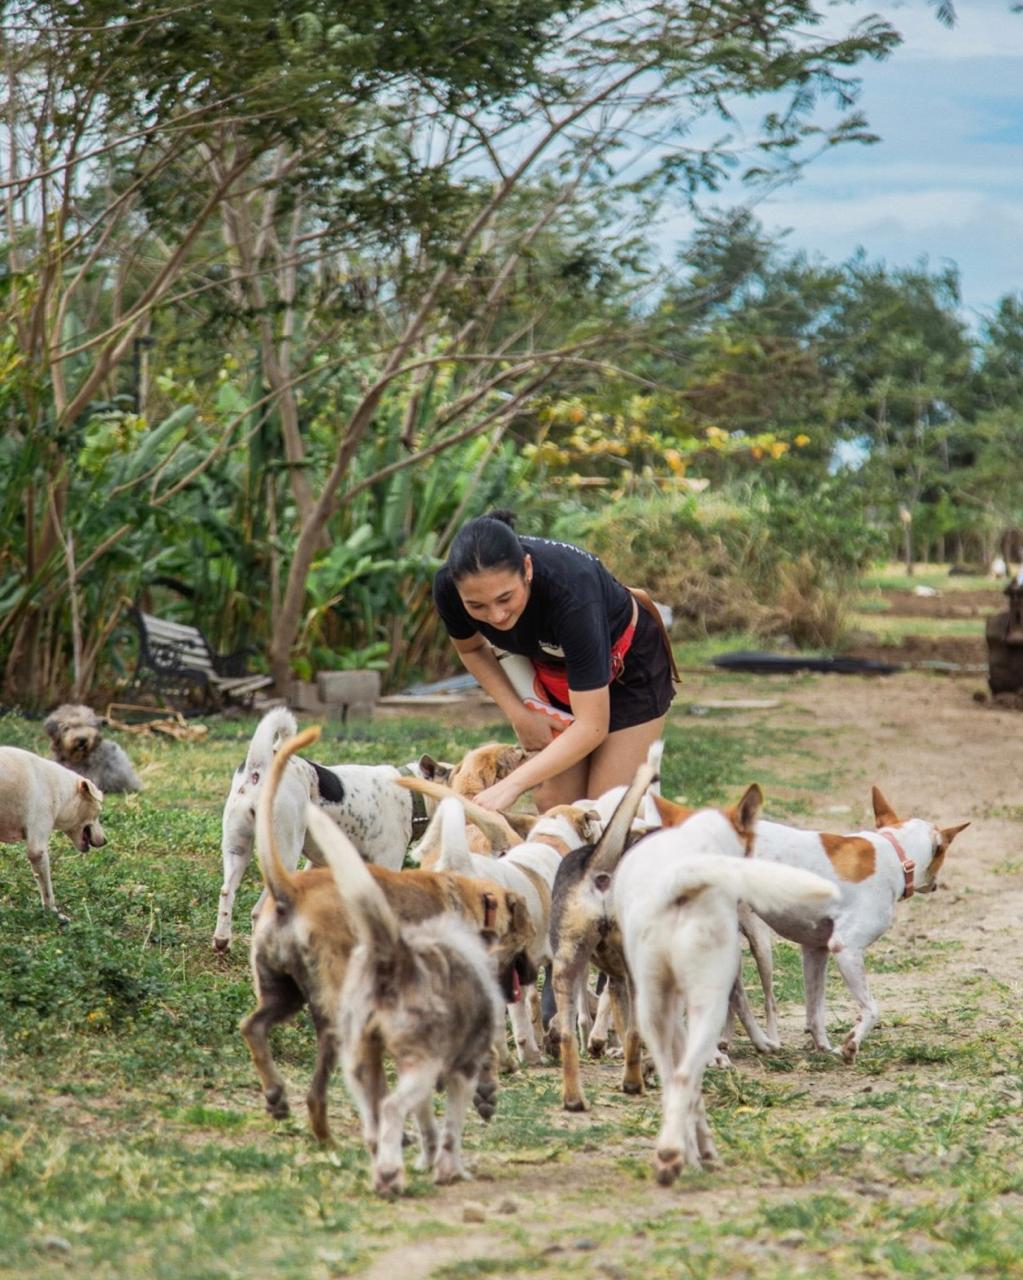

{"left": 0, "top": 705, "right": 969, "bottom": 1194}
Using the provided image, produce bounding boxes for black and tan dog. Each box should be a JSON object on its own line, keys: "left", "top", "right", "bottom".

{"left": 240, "top": 727, "right": 534, "bottom": 1144}
{"left": 545, "top": 742, "right": 662, "bottom": 1112}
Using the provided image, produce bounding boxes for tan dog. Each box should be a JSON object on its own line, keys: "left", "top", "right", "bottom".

{"left": 240, "top": 728, "right": 534, "bottom": 1143}
{"left": 0, "top": 746, "right": 106, "bottom": 918}
{"left": 443, "top": 742, "right": 528, "bottom": 798}
{"left": 307, "top": 804, "right": 506, "bottom": 1194}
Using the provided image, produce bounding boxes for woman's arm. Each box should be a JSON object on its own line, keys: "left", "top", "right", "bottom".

{"left": 452, "top": 635, "right": 559, "bottom": 751}
{"left": 473, "top": 686, "right": 610, "bottom": 810}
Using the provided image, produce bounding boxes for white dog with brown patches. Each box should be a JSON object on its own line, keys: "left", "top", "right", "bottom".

{"left": 751, "top": 786, "right": 968, "bottom": 1062}
{"left": 613, "top": 788, "right": 838, "bottom": 1182}
{"left": 0, "top": 746, "right": 106, "bottom": 918}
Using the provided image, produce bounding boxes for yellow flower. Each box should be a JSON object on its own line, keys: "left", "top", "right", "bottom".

{"left": 794, "top": 433, "right": 811, "bottom": 447}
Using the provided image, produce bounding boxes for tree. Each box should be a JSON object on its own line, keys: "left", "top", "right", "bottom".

{"left": 0, "top": 0, "right": 900, "bottom": 703}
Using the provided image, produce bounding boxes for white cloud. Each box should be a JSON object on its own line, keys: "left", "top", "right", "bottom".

{"left": 830, "top": 0, "right": 1023, "bottom": 60}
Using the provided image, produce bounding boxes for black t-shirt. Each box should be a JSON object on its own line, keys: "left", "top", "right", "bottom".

{"left": 432, "top": 536, "right": 634, "bottom": 692}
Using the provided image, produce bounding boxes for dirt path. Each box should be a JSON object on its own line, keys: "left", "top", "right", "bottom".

{"left": 765, "top": 670, "right": 1020, "bottom": 976}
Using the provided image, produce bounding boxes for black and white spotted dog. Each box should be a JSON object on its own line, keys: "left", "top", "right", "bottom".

{"left": 212, "top": 707, "right": 438, "bottom": 951}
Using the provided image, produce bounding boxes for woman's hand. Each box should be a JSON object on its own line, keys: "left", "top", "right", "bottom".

{"left": 510, "top": 706, "right": 559, "bottom": 752}
{"left": 474, "top": 776, "right": 526, "bottom": 812}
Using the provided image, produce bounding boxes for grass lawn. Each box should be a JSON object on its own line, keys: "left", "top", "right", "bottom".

{"left": 1, "top": 703, "right": 1021, "bottom": 1279}
{"left": 859, "top": 563, "right": 997, "bottom": 594}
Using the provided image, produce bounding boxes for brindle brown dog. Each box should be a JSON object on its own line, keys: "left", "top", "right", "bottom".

{"left": 307, "top": 805, "right": 506, "bottom": 1194}
{"left": 240, "top": 727, "right": 534, "bottom": 1144}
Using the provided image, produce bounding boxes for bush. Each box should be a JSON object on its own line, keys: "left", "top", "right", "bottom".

{"left": 551, "top": 479, "right": 881, "bottom": 649}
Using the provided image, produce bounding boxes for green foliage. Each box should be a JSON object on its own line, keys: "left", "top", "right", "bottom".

{"left": 555, "top": 481, "right": 879, "bottom": 647}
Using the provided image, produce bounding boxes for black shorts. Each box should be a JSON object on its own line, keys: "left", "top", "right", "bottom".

{"left": 548, "top": 606, "right": 676, "bottom": 732}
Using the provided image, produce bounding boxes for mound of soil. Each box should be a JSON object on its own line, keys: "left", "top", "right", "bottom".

{"left": 879, "top": 588, "right": 1004, "bottom": 618}
{"left": 846, "top": 633, "right": 987, "bottom": 666}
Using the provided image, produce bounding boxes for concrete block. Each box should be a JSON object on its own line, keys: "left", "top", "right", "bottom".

{"left": 290, "top": 679, "right": 327, "bottom": 714}
{"left": 317, "top": 670, "right": 381, "bottom": 707}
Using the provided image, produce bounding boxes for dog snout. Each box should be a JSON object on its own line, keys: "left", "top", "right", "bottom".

{"left": 86, "top": 823, "right": 107, "bottom": 849}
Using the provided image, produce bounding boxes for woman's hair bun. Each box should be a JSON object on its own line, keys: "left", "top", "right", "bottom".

{"left": 485, "top": 509, "right": 517, "bottom": 529}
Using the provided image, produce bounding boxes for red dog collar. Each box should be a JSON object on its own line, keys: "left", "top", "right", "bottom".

{"left": 878, "top": 829, "right": 916, "bottom": 899}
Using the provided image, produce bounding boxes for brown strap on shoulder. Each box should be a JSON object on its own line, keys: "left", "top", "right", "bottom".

{"left": 628, "top": 587, "right": 681, "bottom": 684}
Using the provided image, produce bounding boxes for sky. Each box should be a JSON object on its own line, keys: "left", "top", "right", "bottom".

{"left": 662, "top": 0, "right": 1023, "bottom": 325}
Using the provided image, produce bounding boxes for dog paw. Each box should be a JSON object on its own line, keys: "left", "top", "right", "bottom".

{"left": 473, "top": 1081, "right": 499, "bottom": 1122}
{"left": 265, "top": 1090, "right": 290, "bottom": 1120}
{"left": 433, "top": 1154, "right": 469, "bottom": 1185}
{"left": 373, "top": 1165, "right": 405, "bottom": 1197}
{"left": 654, "top": 1149, "right": 683, "bottom": 1186}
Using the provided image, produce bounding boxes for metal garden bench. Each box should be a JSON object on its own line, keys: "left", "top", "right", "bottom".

{"left": 127, "top": 607, "right": 273, "bottom": 710}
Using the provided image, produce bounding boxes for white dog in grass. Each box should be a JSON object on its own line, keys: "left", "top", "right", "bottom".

{"left": 0, "top": 746, "right": 106, "bottom": 918}
{"left": 613, "top": 787, "right": 838, "bottom": 1182}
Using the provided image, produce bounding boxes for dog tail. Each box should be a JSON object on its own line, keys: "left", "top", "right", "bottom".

{"left": 255, "top": 723, "right": 315, "bottom": 905}
{"left": 246, "top": 706, "right": 299, "bottom": 776}
{"left": 432, "top": 798, "right": 477, "bottom": 876}
{"left": 589, "top": 739, "right": 663, "bottom": 875}
{"left": 305, "top": 802, "right": 401, "bottom": 955}
{"left": 396, "top": 775, "right": 520, "bottom": 849}
{"left": 658, "top": 855, "right": 839, "bottom": 918}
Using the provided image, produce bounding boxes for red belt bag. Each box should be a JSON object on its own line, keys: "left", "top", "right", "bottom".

{"left": 531, "top": 596, "right": 639, "bottom": 707}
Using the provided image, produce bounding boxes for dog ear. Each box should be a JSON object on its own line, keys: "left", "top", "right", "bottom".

{"left": 78, "top": 778, "right": 103, "bottom": 803}
{"left": 652, "top": 793, "right": 693, "bottom": 828}
{"left": 504, "top": 891, "right": 530, "bottom": 938}
{"left": 496, "top": 746, "right": 526, "bottom": 777}
{"left": 582, "top": 808, "right": 603, "bottom": 841}
{"left": 939, "top": 821, "right": 970, "bottom": 850}
{"left": 871, "top": 786, "right": 901, "bottom": 827}
{"left": 727, "top": 783, "right": 763, "bottom": 837}
{"left": 418, "top": 754, "right": 453, "bottom": 782}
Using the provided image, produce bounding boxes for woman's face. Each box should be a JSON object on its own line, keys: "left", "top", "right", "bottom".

{"left": 456, "top": 555, "right": 532, "bottom": 631}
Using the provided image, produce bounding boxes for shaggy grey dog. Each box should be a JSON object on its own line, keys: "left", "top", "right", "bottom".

{"left": 43, "top": 704, "right": 143, "bottom": 794}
